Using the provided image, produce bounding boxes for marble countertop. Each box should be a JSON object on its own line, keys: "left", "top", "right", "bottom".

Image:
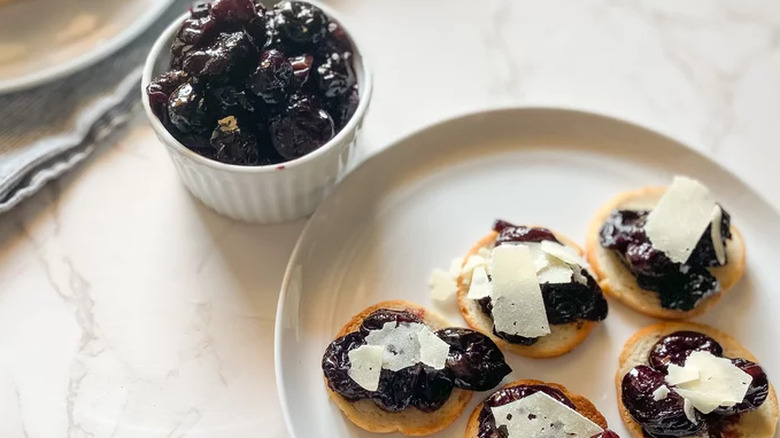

{"left": 2, "top": 0, "right": 780, "bottom": 437}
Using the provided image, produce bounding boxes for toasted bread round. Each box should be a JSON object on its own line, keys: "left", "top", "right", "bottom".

{"left": 616, "top": 322, "right": 779, "bottom": 438}
{"left": 457, "top": 230, "right": 601, "bottom": 358}
{"left": 324, "top": 300, "right": 472, "bottom": 436}
{"left": 465, "top": 379, "right": 609, "bottom": 437}
{"left": 586, "top": 187, "right": 746, "bottom": 320}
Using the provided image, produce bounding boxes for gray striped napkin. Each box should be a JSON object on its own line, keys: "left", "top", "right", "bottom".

{"left": 0, "top": 0, "right": 191, "bottom": 213}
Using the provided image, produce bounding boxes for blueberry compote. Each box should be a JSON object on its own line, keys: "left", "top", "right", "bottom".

{"left": 621, "top": 331, "right": 769, "bottom": 437}
{"left": 147, "top": 0, "right": 359, "bottom": 166}
{"left": 599, "top": 207, "right": 731, "bottom": 311}
{"left": 477, "top": 384, "right": 619, "bottom": 438}
{"left": 322, "top": 309, "right": 511, "bottom": 413}
{"left": 477, "top": 220, "right": 609, "bottom": 345}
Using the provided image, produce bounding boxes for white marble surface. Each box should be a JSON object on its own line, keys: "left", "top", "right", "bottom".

{"left": 2, "top": 0, "right": 780, "bottom": 437}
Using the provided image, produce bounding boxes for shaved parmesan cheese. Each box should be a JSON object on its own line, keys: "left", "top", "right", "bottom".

{"left": 541, "top": 240, "right": 588, "bottom": 267}
{"left": 347, "top": 345, "right": 385, "bottom": 391}
{"left": 461, "top": 254, "right": 489, "bottom": 287}
{"left": 653, "top": 385, "right": 670, "bottom": 401}
{"left": 489, "top": 391, "right": 604, "bottom": 438}
{"left": 683, "top": 398, "right": 698, "bottom": 424}
{"left": 526, "top": 243, "right": 549, "bottom": 272}
{"left": 711, "top": 206, "right": 726, "bottom": 266}
{"left": 490, "top": 245, "right": 550, "bottom": 338}
{"left": 644, "top": 176, "right": 717, "bottom": 264}
{"left": 463, "top": 237, "right": 592, "bottom": 337}
{"left": 666, "top": 350, "right": 752, "bottom": 415}
{"left": 463, "top": 254, "right": 487, "bottom": 273}
{"left": 495, "top": 241, "right": 585, "bottom": 285}
{"left": 429, "top": 268, "right": 457, "bottom": 302}
{"left": 448, "top": 258, "right": 464, "bottom": 276}
{"left": 666, "top": 363, "right": 700, "bottom": 386}
{"left": 467, "top": 266, "right": 492, "bottom": 299}
{"left": 364, "top": 322, "right": 450, "bottom": 372}
{"left": 537, "top": 257, "right": 574, "bottom": 284}
{"left": 571, "top": 268, "right": 588, "bottom": 286}
{"left": 417, "top": 326, "right": 450, "bottom": 369}
{"left": 365, "top": 322, "right": 423, "bottom": 371}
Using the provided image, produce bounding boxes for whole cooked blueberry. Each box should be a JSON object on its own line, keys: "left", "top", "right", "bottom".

{"left": 436, "top": 328, "right": 511, "bottom": 391}
{"left": 261, "top": 9, "right": 282, "bottom": 47}
{"left": 624, "top": 241, "right": 676, "bottom": 277}
{"left": 274, "top": 1, "right": 328, "bottom": 46}
{"left": 147, "top": 70, "right": 190, "bottom": 118}
{"left": 328, "top": 84, "right": 359, "bottom": 129}
{"left": 316, "top": 52, "right": 356, "bottom": 98}
{"left": 167, "top": 82, "right": 211, "bottom": 134}
{"left": 372, "top": 368, "right": 417, "bottom": 412}
{"left": 269, "top": 96, "right": 335, "bottom": 159}
{"left": 648, "top": 331, "right": 724, "bottom": 372}
{"left": 246, "top": 49, "right": 293, "bottom": 104}
{"left": 413, "top": 365, "right": 454, "bottom": 413}
{"left": 647, "top": 267, "right": 718, "bottom": 311}
{"left": 190, "top": 2, "right": 212, "bottom": 19}
{"left": 183, "top": 31, "right": 257, "bottom": 79}
{"left": 542, "top": 279, "right": 609, "bottom": 325}
{"left": 170, "top": 15, "right": 218, "bottom": 68}
{"left": 359, "top": 309, "right": 423, "bottom": 334}
{"left": 321, "top": 332, "right": 370, "bottom": 401}
{"left": 493, "top": 220, "right": 560, "bottom": 245}
{"left": 622, "top": 365, "right": 703, "bottom": 436}
{"left": 149, "top": 70, "right": 191, "bottom": 96}
{"left": 252, "top": 118, "right": 286, "bottom": 166}
{"left": 245, "top": 6, "right": 269, "bottom": 48}
{"left": 169, "top": 129, "right": 212, "bottom": 155}
{"left": 318, "top": 20, "right": 352, "bottom": 56}
{"left": 712, "top": 358, "right": 769, "bottom": 415}
{"left": 210, "top": 116, "right": 259, "bottom": 165}
{"left": 599, "top": 209, "right": 647, "bottom": 251}
{"left": 484, "top": 385, "right": 574, "bottom": 409}
{"left": 207, "top": 85, "right": 256, "bottom": 117}
{"left": 290, "top": 54, "right": 314, "bottom": 87}
{"left": 209, "top": 0, "right": 257, "bottom": 24}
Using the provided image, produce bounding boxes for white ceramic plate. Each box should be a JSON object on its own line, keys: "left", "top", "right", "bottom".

{"left": 275, "top": 108, "right": 780, "bottom": 438}
{"left": 0, "top": 0, "right": 174, "bottom": 94}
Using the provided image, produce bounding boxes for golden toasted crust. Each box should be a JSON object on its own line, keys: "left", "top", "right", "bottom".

{"left": 615, "top": 322, "right": 779, "bottom": 438}
{"left": 585, "top": 187, "right": 747, "bottom": 320}
{"left": 464, "top": 379, "right": 609, "bottom": 437}
{"left": 456, "top": 230, "right": 601, "bottom": 358}
{"left": 325, "top": 300, "right": 472, "bottom": 436}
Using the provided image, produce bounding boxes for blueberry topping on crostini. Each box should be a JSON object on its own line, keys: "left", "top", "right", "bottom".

{"left": 477, "top": 384, "right": 617, "bottom": 438}
{"left": 322, "top": 309, "right": 511, "bottom": 413}
{"left": 599, "top": 206, "right": 731, "bottom": 312}
{"left": 622, "top": 331, "right": 770, "bottom": 437}
{"left": 474, "top": 220, "right": 608, "bottom": 346}
{"left": 648, "top": 331, "right": 724, "bottom": 372}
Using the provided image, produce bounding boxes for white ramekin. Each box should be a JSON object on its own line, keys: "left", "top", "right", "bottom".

{"left": 141, "top": 4, "right": 372, "bottom": 223}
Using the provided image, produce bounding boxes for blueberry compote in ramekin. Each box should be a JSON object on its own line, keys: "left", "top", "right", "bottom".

{"left": 146, "top": 0, "right": 359, "bottom": 166}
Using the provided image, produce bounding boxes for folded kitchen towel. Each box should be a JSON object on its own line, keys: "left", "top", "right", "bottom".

{"left": 0, "top": 0, "right": 191, "bottom": 213}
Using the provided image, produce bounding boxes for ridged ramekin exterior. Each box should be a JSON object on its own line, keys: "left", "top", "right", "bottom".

{"left": 158, "top": 123, "right": 359, "bottom": 223}
{"left": 141, "top": 5, "right": 371, "bottom": 224}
